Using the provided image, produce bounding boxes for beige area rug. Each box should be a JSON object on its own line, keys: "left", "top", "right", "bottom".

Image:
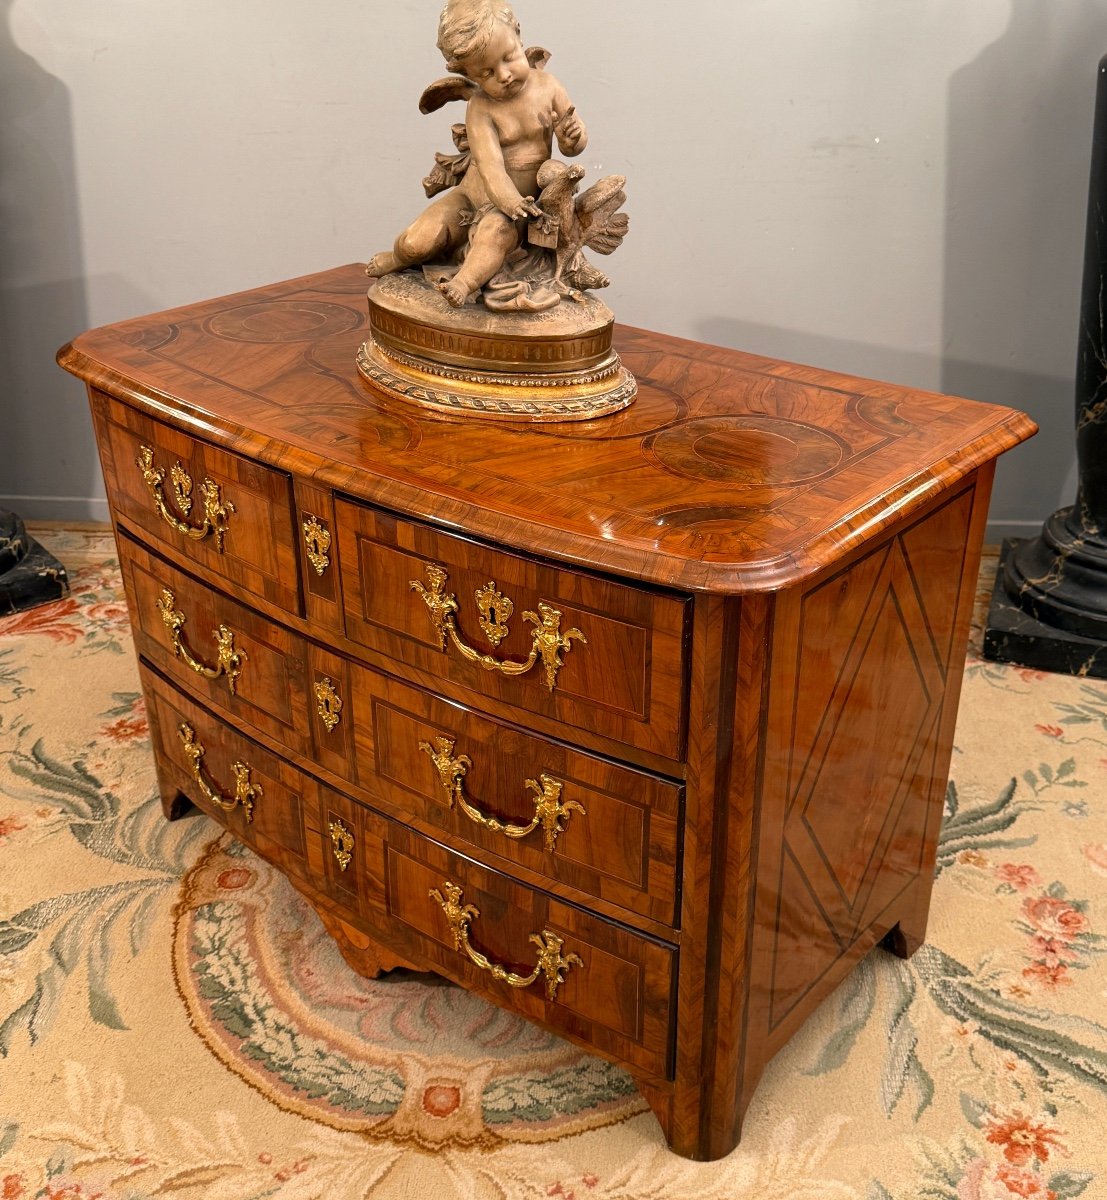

{"left": 1, "top": 526, "right": 1106, "bottom": 1199}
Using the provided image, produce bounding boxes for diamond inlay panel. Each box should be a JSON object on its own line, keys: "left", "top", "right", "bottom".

{"left": 766, "top": 494, "right": 972, "bottom": 1031}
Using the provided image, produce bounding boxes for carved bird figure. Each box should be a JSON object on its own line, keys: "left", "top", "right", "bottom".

{"left": 532, "top": 160, "right": 629, "bottom": 297}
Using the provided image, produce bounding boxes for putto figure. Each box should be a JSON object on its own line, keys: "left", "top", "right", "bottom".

{"left": 366, "top": 0, "right": 628, "bottom": 313}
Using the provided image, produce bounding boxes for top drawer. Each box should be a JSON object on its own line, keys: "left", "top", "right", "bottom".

{"left": 335, "top": 500, "right": 690, "bottom": 761}
{"left": 90, "top": 391, "right": 302, "bottom": 615}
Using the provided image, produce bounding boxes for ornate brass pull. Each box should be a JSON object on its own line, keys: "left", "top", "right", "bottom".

{"left": 410, "top": 563, "right": 585, "bottom": 692}
{"left": 314, "top": 677, "right": 343, "bottom": 732}
{"left": 329, "top": 819, "right": 353, "bottom": 871}
{"left": 429, "top": 880, "right": 583, "bottom": 1002}
{"left": 176, "top": 722, "right": 260, "bottom": 823}
{"left": 136, "top": 445, "right": 233, "bottom": 552}
{"left": 157, "top": 588, "right": 246, "bottom": 695}
{"left": 302, "top": 514, "right": 331, "bottom": 576}
{"left": 419, "top": 735, "right": 584, "bottom": 853}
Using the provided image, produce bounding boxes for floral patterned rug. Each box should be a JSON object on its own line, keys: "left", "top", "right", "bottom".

{"left": 1, "top": 526, "right": 1105, "bottom": 1200}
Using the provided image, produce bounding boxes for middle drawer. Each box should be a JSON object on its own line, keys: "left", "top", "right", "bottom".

{"left": 121, "top": 535, "right": 683, "bottom": 929}
{"left": 341, "top": 661, "right": 682, "bottom": 928}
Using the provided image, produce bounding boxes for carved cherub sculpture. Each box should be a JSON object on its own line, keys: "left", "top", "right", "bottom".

{"left": 366, "top": 0, "right": 628, "bottom": 314}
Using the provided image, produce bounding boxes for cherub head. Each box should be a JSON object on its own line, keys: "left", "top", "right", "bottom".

{"left": 437, "top": 0, "right": 530, "bottom": 100}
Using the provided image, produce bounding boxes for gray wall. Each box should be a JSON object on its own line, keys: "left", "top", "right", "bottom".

{"left": 2, "top": 0, "right": 1103, "bottom": 537}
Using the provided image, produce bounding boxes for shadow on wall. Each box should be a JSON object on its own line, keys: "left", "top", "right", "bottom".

{"left": 694, "top": 3, "right": 1099, "bottom": 542}
{"left": 0, "top": 1, "right": 93, "bottom": 519}
{"left": 943, "top": 0, "right": 1103, "bottom": 536}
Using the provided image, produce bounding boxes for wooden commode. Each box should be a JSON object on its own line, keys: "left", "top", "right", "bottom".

{"left": 58, "top": 264, "right": 1035, "bottom": 1160}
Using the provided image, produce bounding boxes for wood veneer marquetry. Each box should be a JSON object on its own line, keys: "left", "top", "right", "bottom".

{"left": 347, "top": 662, "right": 683, "bottom": 926}
{"left": 60, "top": 265, "right": 1035, "bottom": 1159}
{"left": 59, "top": 264, "right": 1034, "bottom": 594}
{"left": 334, "top": 497, "right": 690, "bottom": 760}
{"left": 121, "top": 535, "right": 312, "bottom": 756}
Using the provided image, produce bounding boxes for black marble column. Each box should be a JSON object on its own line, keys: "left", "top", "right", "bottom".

{"left": 984, "top": 55, "right": 1107, "bottom": 677}
{"left": 0, "top": 508, "right": 69, "bottom": 616}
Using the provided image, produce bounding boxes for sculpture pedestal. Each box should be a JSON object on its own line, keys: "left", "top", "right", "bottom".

{"left": 357, "top": 271, "right": 637, "bottom": 422}
{"left": 983, "top": 56, "right": 1107, "bottom": 677}
{"left": 984, "top": 540, "right": 1107, "bottom": 678}
{"left": 0, "top": 509, "right": 69, "bottom": 616}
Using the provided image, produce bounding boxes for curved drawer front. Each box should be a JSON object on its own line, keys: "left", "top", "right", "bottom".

{"left": 335, "top": 500, "right": 689, "bottom": 761}
{"left": 143, "top": 668, "right": 311, "bottom": 883}
{"left": 143, "top": 666, "right": 675, "bottom": 1081}
{"left": 346, "top": 661, "right": 682, "bottom": 927}
{"left": 91, "top": 390, "right": 301, "bottom": 614}
{"left": 307, "top": 791, "right": 676, "bottom": 1080}
{"left": 119, "top": 532, "right": 681, "bottom": 926}
{"left": 121, "top": 535, "right": 312, "bottom": 758}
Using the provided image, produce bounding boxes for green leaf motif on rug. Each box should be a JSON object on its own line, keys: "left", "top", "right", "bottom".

{"left": 1053, "top": 683, "right": 1107, "bottom": 734}
{"left": 804, "top": 768, "right": 1107, "bottom": 1198}
{"left": 0, "top": 647, "right": 29, "bottom": 707}
{"left": 482, "top": 1059, "right": 639, "bottom": 1125}
{"left": 1048, "top": 1170, "right": 1094, "bottom": 1198}
{"left": 0, "top": 729, "right": 206, "bottom": 1056}
{"left": 190, "top": 902, "right": 406, "bottom": 1115}
{"left": 936, "top": 779, "right": 1037, "bottom": 874}
{"left": 803, "top": 955, "right": 877, "bottom": 1075}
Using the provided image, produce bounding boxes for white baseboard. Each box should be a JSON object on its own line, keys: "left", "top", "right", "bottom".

{"left": 0, "top": 495, "right": 111, "bottom": 524}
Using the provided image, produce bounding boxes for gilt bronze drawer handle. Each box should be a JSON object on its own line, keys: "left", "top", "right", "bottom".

{"left": 157, "top": 588, "right": 246, "bottom": 695}
{"left": 176, "top": 722, "right": 260, "bottom": 823}
{"left": 314, "top": 677, "right": 343, "bottom": 732}
{"left": 302, "top": 513, "right": 332, "bottom": 576}
{"left": 136, "top": 446, "right": 233, "bottom": 552}
{"left": 410, "top": 563, "right": 585, "bottom": 692}
{"left": 329, "top": 819, "right": 354, "bottom": 872}
{"left": 429, "top": 880, "right": 583, "bottom": 1002}
{"left": 418, "top": 734, "right": 584, "bottom": 853}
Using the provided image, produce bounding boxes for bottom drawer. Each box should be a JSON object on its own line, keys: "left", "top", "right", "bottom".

{"left": 145, "top": 662, "right": 312, "bottom": 886}
{"left": 142, "top": 664, "right": 676, "bottom": 1080}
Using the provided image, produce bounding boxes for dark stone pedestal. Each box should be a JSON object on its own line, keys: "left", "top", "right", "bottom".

{"left": 0, "top": 509, "right": 69, "bottom": 616}
{"left": 984, "top": 540, "right": 1107, "bottom": 678}
{"left": 984, "top": 55, "right": 1107, "bottom": 677}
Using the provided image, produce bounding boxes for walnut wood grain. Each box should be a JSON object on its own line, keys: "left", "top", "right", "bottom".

{"left": 58, "top": 264, "right": 1035, "bottom": 595}
{"left": 363, "top": 818, "right": 675, "bottom": 1079}
{"left": 733, "top": 475, "right": 995, "bottom": 1151}
{"left": 144, "top": 665, "right": 675, "bottom": 1080}
{"left": 61, "top": 267, "right": 1037, "bottom": 1162}
{"left": 145, "top": 667, "right": 312, "bottom": 887}
{"left": 294, "top": 479, "right": 344, "bottom": 635}
{"left": 314, "top": 908, "right": 421, "bottom": 979}
{"left": 112, "top": 501, "right": 682, "bottom": 778}
{"left": 89, "top": 389, "right": 302, "bottom": 614}
{"left": 335, "top": 499, "right": 689, "bottom": 760}
{"left": 120, "top": 534, "right": 312, "bottom": 757}
{"left": 121, "top": 530, "right": 683, "bottom": 926}
{"left": 346, "top": 658, "right": 683, "bottom": 926}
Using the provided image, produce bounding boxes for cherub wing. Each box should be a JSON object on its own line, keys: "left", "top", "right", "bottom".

{"left": 576, "top": 175, "right": 629, "bottom": 256}
{"left": 525, "top": 46, "right": 551, "bottom": 70}
{"left": 419, "top": 75, "right": 477, "bottom": 114}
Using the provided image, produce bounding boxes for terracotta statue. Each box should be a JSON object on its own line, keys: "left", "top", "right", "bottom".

{"left": 366, "top": 0, "right": 628, "bottom": 314}
{"left": 358, "top": 0, "right": 636, "bottom": 420}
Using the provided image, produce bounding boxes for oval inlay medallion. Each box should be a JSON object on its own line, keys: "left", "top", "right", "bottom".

{"left": 647, "top": 415, "right": 847, "bottom": 486}
{"left": 208, "top": 301, "right": 361, "bottom": 344}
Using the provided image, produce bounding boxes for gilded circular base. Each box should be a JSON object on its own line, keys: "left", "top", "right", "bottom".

{"left": 357, "top": 336, "right": 637, "bottom": 423}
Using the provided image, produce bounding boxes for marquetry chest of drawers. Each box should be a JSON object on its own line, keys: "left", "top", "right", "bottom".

{"left": 59, "top": 264, "right": 1035, "bottom": 1160}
